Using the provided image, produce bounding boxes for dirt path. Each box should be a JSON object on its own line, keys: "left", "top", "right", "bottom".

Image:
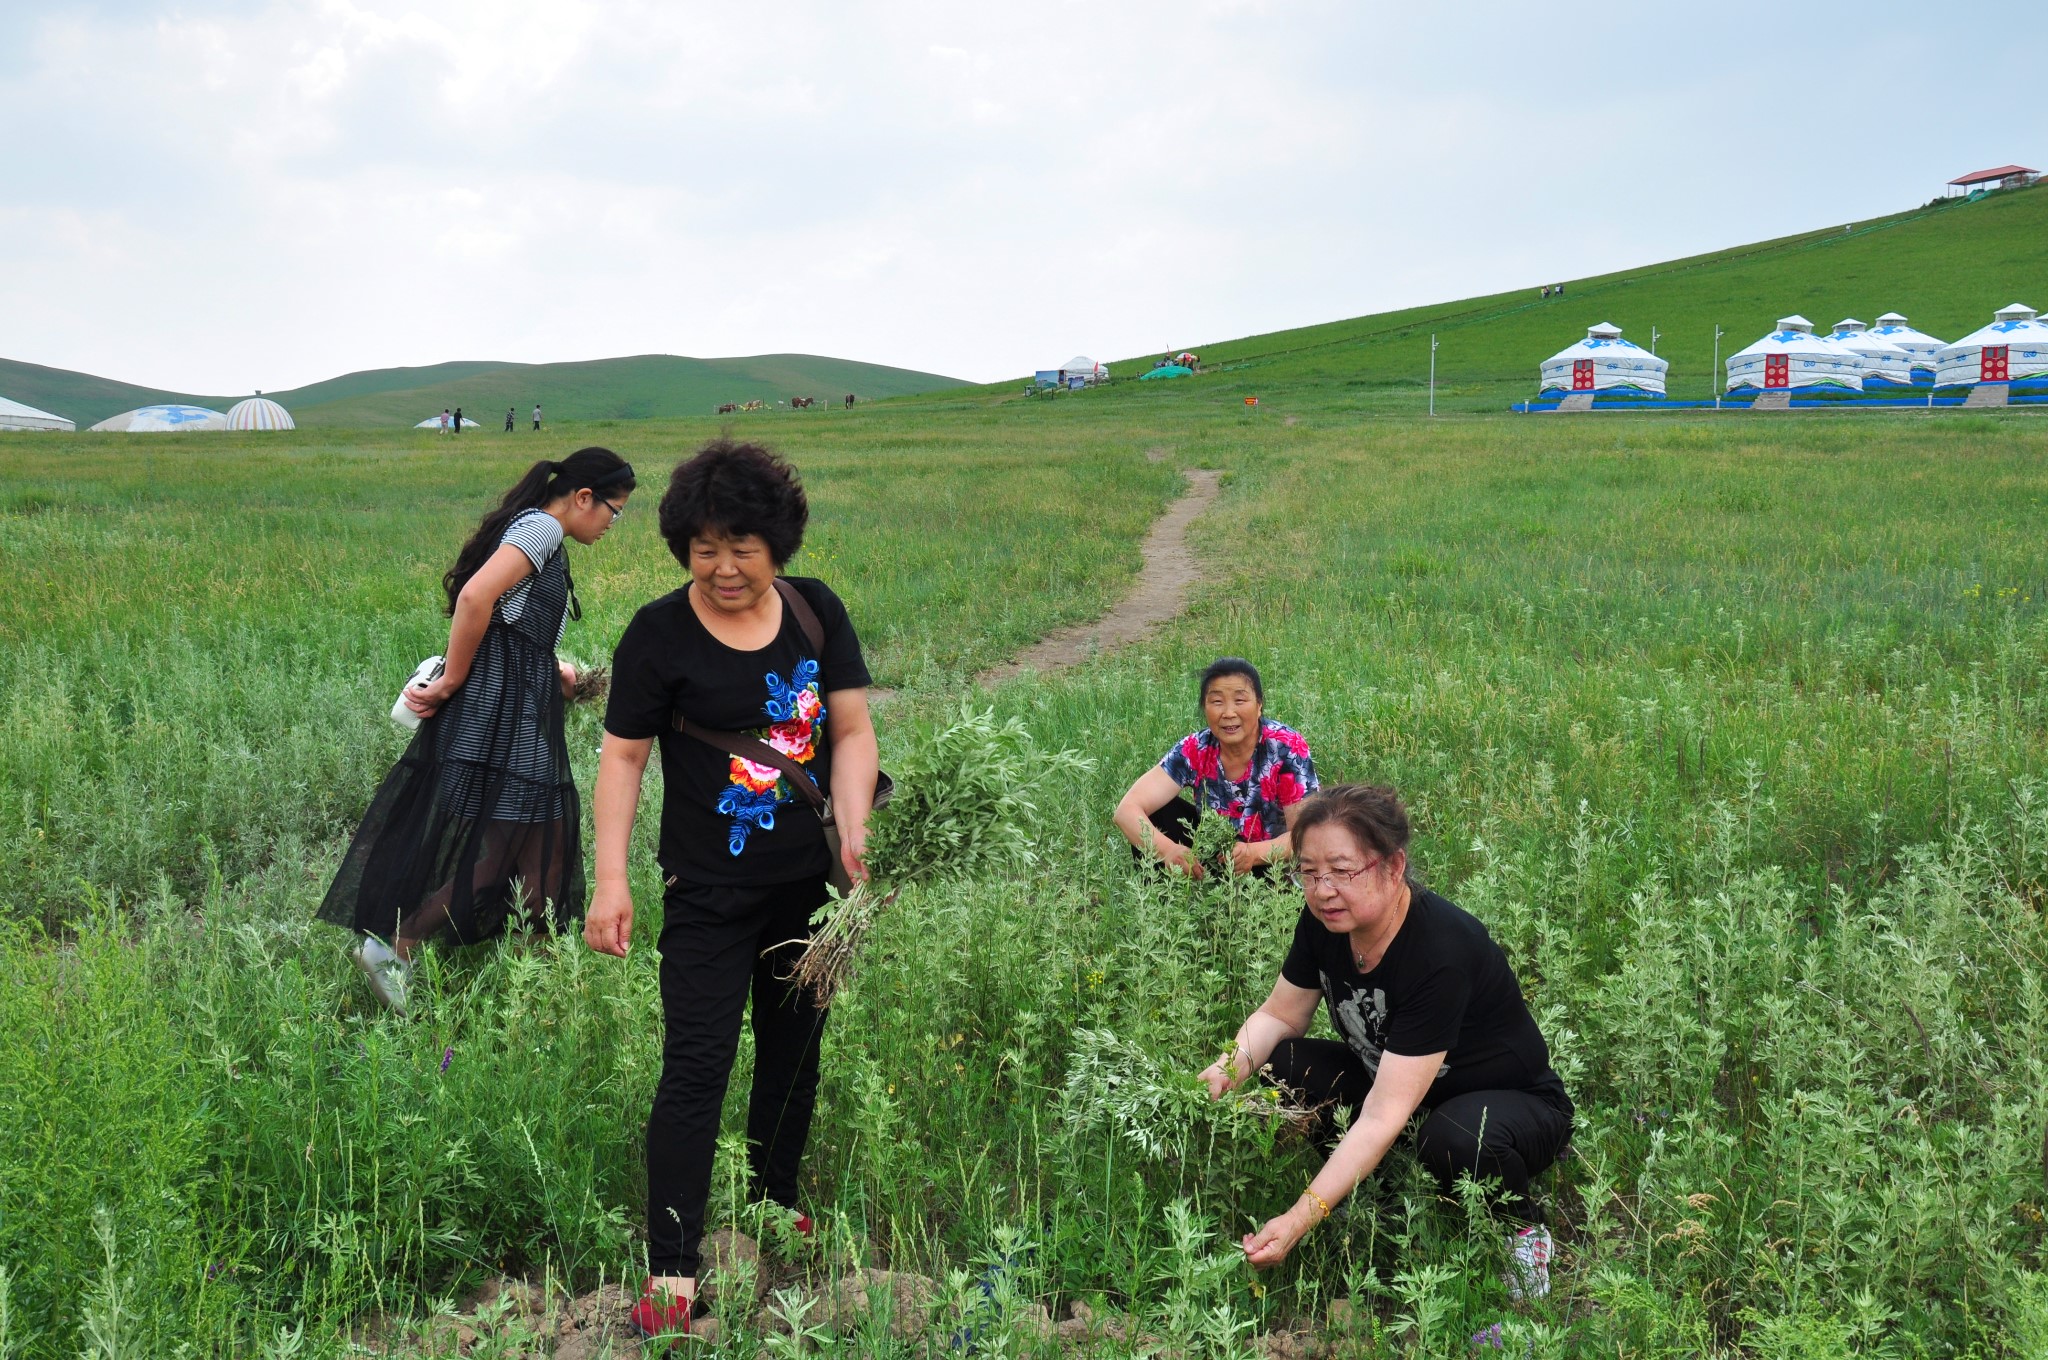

{"left": 975, "top": 468, "right": 1222, "bottom": 687}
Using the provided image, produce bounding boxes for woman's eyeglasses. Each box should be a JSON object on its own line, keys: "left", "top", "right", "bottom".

{"left": 1287, "top": 859, "right": 1383, "bottom": 891}
{"left": 599, "top": 498, "right": 625, "bottom": 521}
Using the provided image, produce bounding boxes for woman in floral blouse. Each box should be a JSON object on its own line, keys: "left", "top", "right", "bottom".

{"left": 1113, "top": 657, "right": 1320, "bottom": 876}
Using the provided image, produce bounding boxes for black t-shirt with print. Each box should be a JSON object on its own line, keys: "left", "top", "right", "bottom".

{"left": 1279, "top": 885, "right": 1567, "bottom": 1110}
{"left": 605, "top": 576, "right": 871, "bottom": 887}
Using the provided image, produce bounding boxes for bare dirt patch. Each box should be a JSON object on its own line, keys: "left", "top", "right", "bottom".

{"left": 977, "top": 468, "right": 1222, "bottom": 686}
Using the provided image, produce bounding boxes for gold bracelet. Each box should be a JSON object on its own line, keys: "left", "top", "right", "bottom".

{"left": 1302, "top": 1189, "right": 1332, "bottom": 1222}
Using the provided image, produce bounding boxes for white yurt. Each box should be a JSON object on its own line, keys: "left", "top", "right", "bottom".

{"left": 1725, "top": 316, "right": 1864, "bottom": 392}
{"left": 226, "top": 397, "right": 295, "bottom": 430}
{"left": 88, "top": 404, "right": 230, "bottom": 432}
{"left": 1058, "top": 356, "right": 1108, "bottom": 385}
{"left": 0, "top": 395, "right": 75, "bottom": 432}
{"left": 1825, "top": 319, "right": 1914, "bottom": 385}
{"left": 1537, "top": 322, "right": 1669, "bottom": 396}
{"left": 414, "top": 414, "right": 482, "bottom": 428}
{"left": 1935, "top": 303, "right": 2048, "bottom": 387}
{"left": 1868, "top": 313, "right": 1946, "bottom": 378}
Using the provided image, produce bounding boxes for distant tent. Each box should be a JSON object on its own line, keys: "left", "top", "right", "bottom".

{"left": 0, "top": 395, "right": 74, "bottom": 432}
{"left": 1826, "top": 319, "right": 1914, "bottom": 385}
{"left": 1726, "top": 315, "right": 1863, "bottom": 392}
{"left": 226, "top": 397, "right": 295, "bottom": 430}
{"left": 1537, "top": 322, "right": 1668, "bottom": 396}
{"left": 415, "top": 415, "right": 482, "bottom": 428}
{"left": 89, "top": 404, "right": 230, "bottom": 432}
{"left": 1936, "top": 303, "right": 2048, "bottom": 386}
{"left": 1058, "top": 356, "right": 1108, "bottom": 385}
{"left": 1138, "top": 365, "right": 1194, "bottom": 381}
{"left": 1868, "top": 313, "right": 1946, "bottom": 380}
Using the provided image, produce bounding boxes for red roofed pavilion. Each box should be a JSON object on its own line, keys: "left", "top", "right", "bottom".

{"left": 1947, "top": 164, "right": 2038, "bottom": 194}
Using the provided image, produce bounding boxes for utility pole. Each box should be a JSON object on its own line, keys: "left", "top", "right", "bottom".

{"left": 1650, "top": 326, "right": 1661, "bottom": 355}
{"left": 1429, "top": 334, "right": 1438, "bottom": 416}
{"left": 1713, "top": 326, "right": 1724, "bottom": 410}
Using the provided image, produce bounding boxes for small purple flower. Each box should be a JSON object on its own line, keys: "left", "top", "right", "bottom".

{"left": 206, "top": 1261, "right": 226, "bottom": 1281}
{"left": 440, "top": 1047, "right": 454, "bottom": 1073}
{"left": 1471, "top": 1321, "right": 1505, "bottom": 1350}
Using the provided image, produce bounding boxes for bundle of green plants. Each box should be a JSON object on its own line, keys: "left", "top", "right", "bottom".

{"left": 793, "top": 704, "right": 1092, "bottom": 1005}
{"left": 1059, "top": 1026, "right": 1324, "bottom": 1163}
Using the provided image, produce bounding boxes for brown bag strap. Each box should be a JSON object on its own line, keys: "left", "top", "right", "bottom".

{"left": 675, "top": 716, "right": 827, "bottom": 810}
{"left": 772, "top": 577, "right": 825, "bottom": 655}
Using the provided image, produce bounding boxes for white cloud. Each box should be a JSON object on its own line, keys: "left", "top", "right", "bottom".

{"left": 0, "top": 1, "right": 2039, "bottom": 392}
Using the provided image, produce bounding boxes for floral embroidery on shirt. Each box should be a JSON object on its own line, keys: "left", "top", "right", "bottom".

{"left": 720, "top": 659, "right": 826, "bottom": 855}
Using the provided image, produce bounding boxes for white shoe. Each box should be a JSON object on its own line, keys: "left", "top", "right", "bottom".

{"left": 1506, "top": 1224, "right": 1551, "bottom": 1301}
{"left": 350, "top": 936, "right": 413, "bottom": 1016}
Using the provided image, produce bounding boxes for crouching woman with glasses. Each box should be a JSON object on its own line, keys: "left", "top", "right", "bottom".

{"left": 1198, "top": 784, "right": 1573, "bottom": 1298}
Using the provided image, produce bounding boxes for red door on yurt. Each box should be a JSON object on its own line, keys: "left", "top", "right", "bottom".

{"left": 1572, "top": 360, "right": 1595, "bottom": 391}
{"left": 1764, "top": 354, "right": 1790, "bottom": 388}
{"left": 1982, "top": 346, "right": 2010, "bottom": 381}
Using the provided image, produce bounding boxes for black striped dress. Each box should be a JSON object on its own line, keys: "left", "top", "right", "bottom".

{"left": 318, "top": 510, "right": 585, "bottom": 945}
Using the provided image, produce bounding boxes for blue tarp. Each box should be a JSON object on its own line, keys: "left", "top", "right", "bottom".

{"left": 1138, "top": 365, "right": 1194, "bottom": 381}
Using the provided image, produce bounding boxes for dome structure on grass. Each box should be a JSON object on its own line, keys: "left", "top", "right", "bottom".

{"left": 415, "top": 414, "right": 482, "bottom": 428}
{"left": 1537, "top": 322, "right": 1668, "bottom": 396}
{"left": 1935, "top": 303, "right": 2048, "bottom": 386}
{"left": 88, "top": 404, "right": 229, "bottom": 432}
{"left": 1826, "top": 319, "right": 1914, "bottom": 385}
{"left": 1868, "top": 313, "right": 1946, "bottom": 377}
{"left": 1057, "top": 356, "right": 1108, "bottom": 384}
{"left": 226, "top": 397, "right": 295, "bottom": 430}
{"left": 1725, "top": 315, "right": 1863, "bottom": 392}
{"left": 0, "top": 395, "right": 74, "bottom": 432}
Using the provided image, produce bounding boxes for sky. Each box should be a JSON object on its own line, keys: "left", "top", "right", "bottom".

{"left": 2, "top": 1, "right": 2042, "bottom": 392}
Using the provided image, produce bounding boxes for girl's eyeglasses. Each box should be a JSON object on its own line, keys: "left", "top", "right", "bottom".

{"left": 599, "top": 498, "right": 625, "bottom": 521}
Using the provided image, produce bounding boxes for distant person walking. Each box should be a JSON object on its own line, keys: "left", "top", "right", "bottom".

{"left": 506, "top": 407, "right": 517, "bottom": 432}
{"left": 533, "top": 403, "right": 543, "bottom": 432}
{"left": 440, "top": 408, "right": 452, "bottom": 435}
{"left": 453, "top": 406, "right": 464, "bottom": 435}
{"left": 320, "top": 447, "right": 637, "bottom": 1015}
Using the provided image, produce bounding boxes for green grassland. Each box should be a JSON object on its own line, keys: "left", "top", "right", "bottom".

{"left": 0, "top": 351, "right": 967, "bottom": 430}
{"left": 934, "top": 180, "right": 2047, "bottom": 414}
{"left": 2, "top": 393, "right": 2045, "bottom": 1357}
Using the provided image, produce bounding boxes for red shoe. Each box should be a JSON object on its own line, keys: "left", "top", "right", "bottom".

{"left": 630, "top": 1278, "right": 692, "bottom": 1342}
{"left": 791, "top": 1211, "right": 815, "bottom": 1238}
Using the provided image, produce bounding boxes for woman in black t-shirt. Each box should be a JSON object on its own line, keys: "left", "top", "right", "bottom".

{"left": 586, "top": 438, "right": 879, "bottom": 1343}
{"left": 1198, "top": 785, "right": 1573, "bottom": 1298}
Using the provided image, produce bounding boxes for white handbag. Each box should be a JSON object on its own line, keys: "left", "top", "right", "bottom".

{"left": 390, "top": 656, "right": 446, "bottom": 729}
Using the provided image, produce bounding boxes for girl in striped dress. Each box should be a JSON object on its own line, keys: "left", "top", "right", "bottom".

{"left": 320, "top": 447, "right": 636, "bottom": 1013}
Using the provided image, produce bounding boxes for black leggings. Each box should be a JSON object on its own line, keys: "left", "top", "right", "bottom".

{"left": 1265, "top": 1037, "right": 1572, "bottom": 1222}
{"left": 647, "top": 874, "right": 830, "bottom": 1276}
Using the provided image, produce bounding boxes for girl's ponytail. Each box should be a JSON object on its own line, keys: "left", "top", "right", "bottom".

{"left": 441, "top": 448, "right": 634, "bottom": 613}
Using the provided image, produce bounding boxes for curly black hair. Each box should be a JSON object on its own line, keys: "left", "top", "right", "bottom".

{"left": 658, "top": 437, "right": 809, "bottom": 567}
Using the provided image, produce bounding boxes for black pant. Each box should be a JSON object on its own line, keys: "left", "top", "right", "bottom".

{"left": 1133, "top": 798, "right": 1276, "bottom": 880}
{"left": 647, "top": 874, "right": 830, "bottom": 1275}
{"left": 1266, "top": 1037, "right": 1572, "bottom": 1222}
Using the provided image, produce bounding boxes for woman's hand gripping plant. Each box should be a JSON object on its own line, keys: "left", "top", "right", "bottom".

{"left": 788, "top": 703, "right": 1092, "bottom": 1008}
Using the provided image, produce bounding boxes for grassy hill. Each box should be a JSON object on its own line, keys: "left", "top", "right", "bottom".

{"left": 0, "top": 352, "right": 967, "bottom": 429}
{"left": 947, "top": 181, "right": 2048, "bottom": 413}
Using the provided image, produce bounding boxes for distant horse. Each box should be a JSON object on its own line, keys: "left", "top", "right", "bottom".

{"left": 844, "top": 393, "right": 855, "bottom": 409}
{"left": 792, "top": 396, "right": 816, "bottom": 409}
{"left": 742, "top": 399, "right": 765, "bottom": 412}
{"left": 717, "top": 403, "right": 738, "bottom": 414}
